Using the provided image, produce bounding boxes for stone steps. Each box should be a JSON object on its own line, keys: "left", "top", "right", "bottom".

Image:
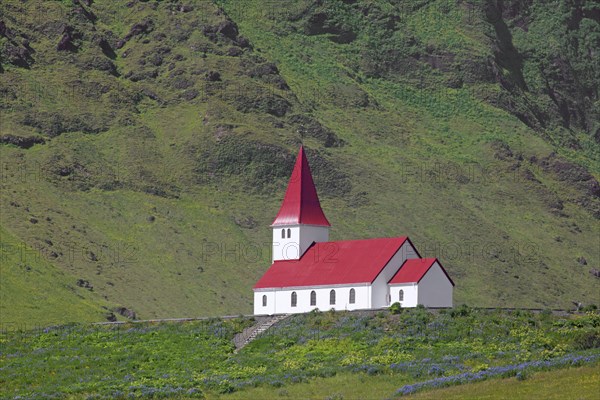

{"left": 233, "top": 314, "right": 289, "bottom": 352}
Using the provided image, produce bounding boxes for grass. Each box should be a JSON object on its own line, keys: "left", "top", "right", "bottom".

{"left": 220, "top": 364, "right": 600, "bottom": 400}
{"left": 409, "top": 365, "right": 600, "bottom": 400}
{"left": 0, "top": 226, "right": 111, "bottom": 326}
{"left": 1, "top": 308, "right": 598, "bottom": 398}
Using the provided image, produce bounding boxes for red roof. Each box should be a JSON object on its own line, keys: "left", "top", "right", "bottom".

{"left": 271, "top": 146, "right": 330, "bottom": 227}
{"left": 388, "top": 258, "right": 455, "bottom": 286}
{"left": 254, "top": 237, "right": 408, "bottom": 289}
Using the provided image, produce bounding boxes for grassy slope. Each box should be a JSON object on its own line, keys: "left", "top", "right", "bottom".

{"left": 409, "top": 365, "right": 600, "bottom": 400}
{"left": 1, "top": 309, "right": 598, "bottom": 399}
{"left": 220, "top": 365, "right": 600, "bottom": 400}
{"left": 0, "top": 226, "right": 111, "bottom": 326}
{"left": 0, "top": 0, "right": 598, "bottom": 324}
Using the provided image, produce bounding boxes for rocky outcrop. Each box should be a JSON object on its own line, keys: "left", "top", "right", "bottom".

{"left": 0, "top": 135, "right": 46, "bottom": 149}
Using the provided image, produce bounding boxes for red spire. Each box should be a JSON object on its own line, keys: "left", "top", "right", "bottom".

{"left": 271, "top": 146, "right": 331, "bottom": 227}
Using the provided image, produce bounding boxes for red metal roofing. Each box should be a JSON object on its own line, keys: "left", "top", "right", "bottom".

{"left": 271, "top": 146, "right": 331, "bottom": 227}
{"left": 388, "top": 258, "right": 455, "bottom": 286}
{"left": 254, "top": 237, "right": 408, "bottom": 289}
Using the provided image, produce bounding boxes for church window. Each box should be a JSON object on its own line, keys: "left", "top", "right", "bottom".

{"left": 287, "top": 228, "right": 291, "bottom": 238}
{"left": 310, "top": 290, "right": 316, "bottom": 306}
{"left": 399, "top": 289, "right": 404, "bottom": 302}
{"left": 262, "top": 295, "right": 267, "bottom": 307}
{"left": 291, "top": 291, "right": 297, "bottom": 307}
{"left": 330, "top": 289, "right": 336, "bottom": 305}
{"left": 349, "top": 288, "right": 355, "bottom": 304}
{"left": 281, "top": 229, "right": 285, "bottom": 239}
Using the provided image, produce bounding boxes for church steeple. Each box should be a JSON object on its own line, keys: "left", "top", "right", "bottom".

{"left": 271, "top": 146, "right": 330, "bottom": 262}
{"left": 272, "top": 146, "right": 330, "bottom": 227}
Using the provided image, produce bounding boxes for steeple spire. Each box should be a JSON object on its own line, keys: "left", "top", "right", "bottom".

{"left": 271, "top": 146, "right": 330, "bottom": 227}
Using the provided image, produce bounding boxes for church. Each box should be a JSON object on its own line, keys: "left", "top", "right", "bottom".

{"left": 253, "top": 146, "right": 454, "bottom": 315}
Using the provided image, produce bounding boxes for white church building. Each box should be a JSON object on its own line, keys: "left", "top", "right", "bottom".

{"left": 253, "top": 146, "right": 454, "bottom": 315}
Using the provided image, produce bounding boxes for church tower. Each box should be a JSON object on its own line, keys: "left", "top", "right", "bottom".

{"left": 271, "top": 146, "right": 330, "bottom": 262}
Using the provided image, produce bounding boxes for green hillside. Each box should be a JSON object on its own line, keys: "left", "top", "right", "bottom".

{"left": 1, "top": 0, "right": 598, "bottom": 324}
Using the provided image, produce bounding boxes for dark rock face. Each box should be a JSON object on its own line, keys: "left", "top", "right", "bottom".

{"left": 305, "top": 12, "right": 357, "bottom": 43}
{"left": 0, "top": 135, "right": 45, "bottom": 149}
{"left": 205, "top": 71, "right": 221, "bottom": 81}
{"left": 76, "top": 279, "right": 93, "bottom": 290}
{"left": 57, "top": 26, "right": 77, "bottom": 52}
{"left": 0, "top": 20, "right": 8, "bottom": 37}
{"left": 116, "top": 20, "right": 154, "bottom": 49}
{"left": 288, "top": 115, "right": 343, "bottom": 148}
{"left": 114, "top": 306, "right": 137, "bottom": 320}
{"left": 217, "top": 20, "right": 239, "bottom": 40}
{"left": 3, "top": 43, "right": 33, "bottom": 68}
{"left": 233, "top": 215, "right": 257, "bottom": 229}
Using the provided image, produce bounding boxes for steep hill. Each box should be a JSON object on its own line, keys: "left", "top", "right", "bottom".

{"left": 0, "top": 0, "right": 598, "bottom": 324}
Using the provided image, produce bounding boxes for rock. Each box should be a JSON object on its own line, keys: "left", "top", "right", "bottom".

{"left": 147, "top": 215, "right": 155, "bottom": 222}
{"left": 227, "top": 47, "right": 243, "bottom": 57}
{"left": 233, "top": 215, "right": 257, "bottom": 229}
{"left": 57, "top": 26, "right": 77, "bottom": 52}
{"left": 114, "top": 306, "right": 137, "bottom": 320}
{"left": 142, "top": 88, "right": 161, "bottom": 102}
{"left": 217, "top": 20, "right": 239, "bottom": 40}
{"left": 590, "top": 268, "right": 600, "bottom": 278}
{"left": 172, "top": 77, "right": 193, "bottom": 90}
{"left": 76, "top": 279, "right": 93, "bottom": 290}
{"left": 87, "top": 251, "right": 98, "bottom": 262}
{"left": 0, "top": 20, "right": 8, "bottom": 37}
{"left": 179, "top": 4, "right": 193, "bottom": 12}
{"left": 116, "top": 20, "right": 153, "bottom": 49}
{"left": 305, "top": 12, "right": 356, "bottom": 43}
{"left": 105, "top": 312, "right": 117, "bottom": 322}
{"left": 4, "top": 43, "right": 32, "bottom": 68}
{"left": 577, "top": 257, "right": 587, "bottom": 265}
{"left": 236, "top": 36, "right": 251, "bottom": 48}
{"left": 181, "top": 89, "right": 199, "bottom": 101}
{"left": 0, "top": 135, "right": 45, "bottom": 149}
{"left": 249, "top": 63, "right": 279, "bottom": 78}
{"left": 205, "top": 71, "right": 221, "bottom": 81}
{"left": 29, "top": 218, "right": 38, "bottom": 224}
{"left": 490, "top": 140, "right": 513, "bottom": 160}
{"left": 97, "top": 37, "right": 116, "bottom": 59}
{"left": 288, "top": 115, "right": 343, "bottom": 147}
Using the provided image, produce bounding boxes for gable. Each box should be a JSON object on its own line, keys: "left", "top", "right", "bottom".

{"left": 388, "top": 258, "right": 455, "bottom": 286}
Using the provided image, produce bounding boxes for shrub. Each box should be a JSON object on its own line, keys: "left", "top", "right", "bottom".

{"left": 390, "top": 302, "right": 402, "bottom": 315}
{"left": 573, "top": 330, "right": 600, "bottom": 350}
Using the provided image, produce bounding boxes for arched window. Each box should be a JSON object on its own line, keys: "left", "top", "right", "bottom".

{"left": 262, "top": 295, "right": 267, "bottom": 307}
{"left": 310, "top": 290, "right": 316, "bottom": 306}
{"left": 399, "top": 289, "right": 404, "bottom": 302}
{"left": 349, "top": 288, "right": 355, "bottom": 304}
{"left": 330, "top": 289, "right": 336, "bottom": 305}
{"left": 281, "top": 229, "right": 285, "bottom": 239}
{"left": 291, "top": 291, "right": 297, "bottom": 307}
{"left": 287, "top": 228, "right": 291, "bottom": 238}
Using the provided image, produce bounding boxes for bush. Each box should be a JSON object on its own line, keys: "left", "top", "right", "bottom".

{"left": 573, "top": 330, "right": 600, "bottom": 350}
{"left": 390, "top": 302, "right": 402, "bottom": 315}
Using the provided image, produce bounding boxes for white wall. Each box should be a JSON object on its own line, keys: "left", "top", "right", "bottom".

{"left": 417, "top": 262, "right": 453, "bottom": 307}
{"left": 272, "top": 225, "right": 329, "bottom": 262}
{"left": 254, "top": 285, "right": 370, "bottom": 315}
{"left": 370, "top": 240, "right": 420, "bottom": 308}
{"left": 388, "top": 283, "right": 418, "bottom": 307}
